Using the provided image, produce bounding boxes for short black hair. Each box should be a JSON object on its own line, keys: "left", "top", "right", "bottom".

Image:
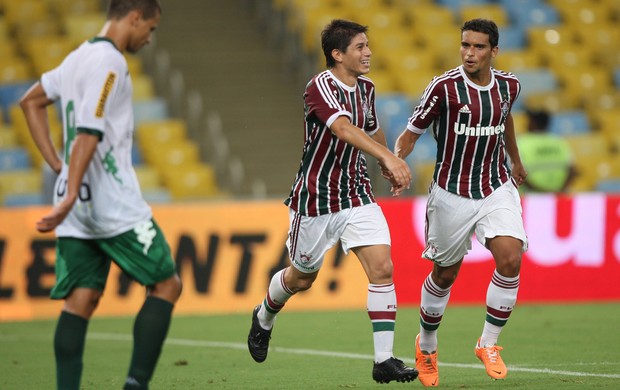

{"left": 107, "top": 0, "right": 161, "bottom": 20}
{"left": 321, "top": 19, "right": 368, "bottom": 68}
{"left": 526, "top": 109, "right": 550, "bottom": 131}
{"left": 461, "top": 18, "right": 499, "bottom": 48}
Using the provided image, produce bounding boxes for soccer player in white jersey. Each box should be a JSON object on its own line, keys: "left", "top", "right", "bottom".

{"left": 247, "top": 19, "right": 417, "bottom": 384}
{"left": 19, "top": 1, "right": 181, "bottom": 389}
{"left": 394, "top": 19, "right": 528, "bottom": 386}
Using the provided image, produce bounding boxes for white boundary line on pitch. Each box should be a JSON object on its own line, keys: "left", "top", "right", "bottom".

{"left": 88, "top": 333, "right": 620, "bottom": 379}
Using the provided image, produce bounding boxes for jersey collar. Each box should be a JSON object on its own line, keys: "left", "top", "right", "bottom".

{"left": 458, "top": 65, "right": 495, "bottom": 91}
{"left": 88, "top": 37, "right": 121, "bottom": 53}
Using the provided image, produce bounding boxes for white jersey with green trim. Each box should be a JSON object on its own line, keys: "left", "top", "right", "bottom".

{"left": 41, "top": 37, "right": 151, "bottom": 239}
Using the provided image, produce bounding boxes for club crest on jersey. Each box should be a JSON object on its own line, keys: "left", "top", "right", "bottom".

{"left": 500, "top": 94, "right": 510, "bottom": 123}
{"left": 362, "top": 98, "right": 375, "bottom": 127}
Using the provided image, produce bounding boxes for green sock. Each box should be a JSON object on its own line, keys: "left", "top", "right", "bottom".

{"left": 54, "top": 311, "right": 88, "bottom": 390}
{"left": 124, "top": 296, "right": 174, "bottom": 390}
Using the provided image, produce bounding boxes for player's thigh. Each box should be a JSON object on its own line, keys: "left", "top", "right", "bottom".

{"left": 340, "top": 203, "right": 391, "bottom": 252}
{"left": 475, "top": 182, "right": 528, "bottom": 252}
{"left": 286, "top": 209, "right": 344, "bottom": 273}
{"left": 99, "top": 219, "right": 176, "bottom": 286}
{"left": 424, "top": 184, "right": 477, "bottom": 266}
{"left": 51, "top": 237, "right": 111, "bottom": 300}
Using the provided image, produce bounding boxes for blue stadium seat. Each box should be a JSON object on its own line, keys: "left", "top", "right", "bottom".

{"left": 510, "top": 4, "right": 560, "bottom": 28}
{"left": 548, "top": 111, "right": 591, "bottom": 136}
{"left": 614, "top": 67, "right": 620, "bottom": 88}
{"left": 3, "top": 192, "right": 45, "bottom": 207}
{"left": 131, "top": 143, "right": 144, "bottom": 165}
{"left": 0, "top": 82, "right": 33, "bottom": 123}
{"left": 436, "top": 0, "right": 491, "bottom": 13}
{"left": 513, "top": 69, "right": 558, "bottom": 98}
{"left": 406, "top": 132, "right": 437, "bottom": 164}
{"left": 375, "top": 94, "right": 414, "bottom": 147}
{"left": 596, "top": 179, "right": 620, "bottom": 193}
{"left": 133, "top": 97, "right": 169, "bottom": 125}
{"left": 0, "top": 147, "right": 31, "bottom": 170}
{"left": 499, "top": 26, "right": 526, "bottom": 50}
{"left": 496, "top": 0, "right": 545, "bottom": 24}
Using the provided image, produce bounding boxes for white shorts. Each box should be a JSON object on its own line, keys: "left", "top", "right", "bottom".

{"left": 423, "top": 181, "right": 528, "bottom": 266}
{"left": 287, "top": 203, "right": 391, "bottom": 273}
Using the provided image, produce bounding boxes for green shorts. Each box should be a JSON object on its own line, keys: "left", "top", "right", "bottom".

{"left": 51, "top": 219, "right": 176, "bottom": 300}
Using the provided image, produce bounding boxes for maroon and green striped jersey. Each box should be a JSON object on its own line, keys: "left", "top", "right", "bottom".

{"left": 407, "top": 66, "right": 521, "bottom": 199}
{"left": 285, "top": 70, "right": 378, "bottom": 216}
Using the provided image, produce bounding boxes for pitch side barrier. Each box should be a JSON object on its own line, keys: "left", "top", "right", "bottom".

{"left": 1, "top": 193, "right": 619, "bottom": 321}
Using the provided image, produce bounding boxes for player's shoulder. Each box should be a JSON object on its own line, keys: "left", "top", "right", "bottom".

{"left": 80, "top": 38, "right": 126, "bottom": 70}
{"left": 492, "top": 67, "right": 519, "bottom": 83}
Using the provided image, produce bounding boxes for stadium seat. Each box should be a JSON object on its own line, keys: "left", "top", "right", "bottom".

{"left": 412, "top": 161, "right": 436, "bottom": 196}
{"left": 406, "top": 133, "right": 437, "bottom": 164}
{"left": 375, "top": 94, "right": 414, "bottom": 141}
{"left": 382, "top": 48, "right": 436, "bottom": 77}
{"left": 510, "top": 3, "right": 560, "bottom": 28}
{"left": 0, "top": 147, "right": 32, "bottom": 171}
{"left": 0, "top": 82, "right": 33, "bottom": 123}
{"left": 460, "top": 4, "right": 509, "bottom": 27}
{"left": 64, "top": 12, "right": 107, "bottom": 45}
{"left": 614, "top": 67, "right": 620, "bottom": 88}
{"left": 131, "top": 74, "right": 155, "bottom": 101}
{"left": 494, "top": 49, "right": 542, "bottom": 72}
{"left": 512, "top": 69, "right": 558, "bottom": 99}
{"left": 0, "top": 125, "right": 18, "bottom": 147}
{"left": 436, "top": 0, "right": 491, "bottom": 13}
{"left": 548, "top": 111, "right": 591, "bottom": 136}
{"left": 596, "top": 179, "right": 620, "bottom": 193}
{"left": 407, "top": 4, "right": 455, "bottom": 31}
{"left": 396, "top": 69, "right": 441, "bottom": 101}
{"left": 583, "top": 91, "right": 620, "bottom": 124}
{"left": 564, "top": 133, "right": 609, "bottom": 161}
{"left": 3, "top": 1, "right": 49, "bottom": 26}
{"left": 366, "top": 69, "right": 397, "bottom": 94}
{"left": 133, "top": 97, "right": 169, "bottom": 125}
{"left": 524, "top": 91, "right": 581, "bottom": 113}
{"left": 143, "top": 140, "right": 201, "bottom": 172}
{"left": 2, "top": 192, "right": 45, "bottom": 207}
{"left": 557, "top": 67, "right": 614, "bottom": 99}
{"left": 498, "top": 26, "right": 526, "bottom": 50}
{"left": 0, "top": 169, "right": 42, "bottom": 197}
{"left": 161, "top": 163, "right": 219, "bottom": 200}
{"left": 552, "top": 1, "right": 612, "bottom": 27}
{"left": 0, "top": 59, "right": 34, "bottom": 84}
{"left": 25, "top": 35, "right": 74, "bottom": 75}
{"left": 136, "top": 119, "right": 188, "bottom": 147}
{"left": 134, "top": 165, "right": 163, "bottom": 191}
{"left": 527, "top": 26, "right": 578, "bottom": 57}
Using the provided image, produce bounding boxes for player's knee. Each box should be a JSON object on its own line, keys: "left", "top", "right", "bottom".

{"left": 498, "top": 253, "right": 522, "bottom": 277}
{"left": 369, "top": 259, "right": 393, "bottom": 282}
{"left": 152, "top": 274, "right": 182, "bottom": 303}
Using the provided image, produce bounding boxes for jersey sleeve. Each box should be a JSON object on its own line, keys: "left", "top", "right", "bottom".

{"left": 305, "top": 76, "right": 352, "bottom": 129}
{"left": 406, "top": 76, "right": 443, "bottom": 134}
{"left": 41, "top": 67, "right": 62, "bottom": 101}
{"left": 75, "top": 50, "right": 126, "bottom": 135}
{"left": 363, "top": 78, "right": 380, "bottom": 136}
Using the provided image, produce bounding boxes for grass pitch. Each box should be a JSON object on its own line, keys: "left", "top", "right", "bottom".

{"left": 1, "top": 303, "right": 619, "bottom": 389}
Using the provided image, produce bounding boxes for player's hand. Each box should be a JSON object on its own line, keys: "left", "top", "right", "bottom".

{"left": 36, "top": 199, "right": 74, "bottom": 233}
{"left": 380, "top": 155, "right": 411, "bottom": 197}
{"left": 511, "top": 161, "right": 527, "bottom": 186}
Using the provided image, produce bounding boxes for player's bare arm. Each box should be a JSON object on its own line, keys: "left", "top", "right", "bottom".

{"left": 394, "top": 129, "right": 422, "bottom": 160}
{"left": 503, "top": 113, "right": 527, "bottom": 186}
{"left": 330, "top": 116, "right": 411, "bottom": 191}
{"left": 19, "top": 82, "right": 62, "bottom": 174}
{"left": 37, "top": 133, "right": 99, "bottom": 233}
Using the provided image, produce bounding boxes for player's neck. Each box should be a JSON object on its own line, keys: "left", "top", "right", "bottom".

{"left": 329, "top": 67, "right": 359, "bottom": 88}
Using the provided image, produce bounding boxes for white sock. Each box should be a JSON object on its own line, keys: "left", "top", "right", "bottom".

{"left": 480, "top": 270, "right": 519, "bottom": 347}
{"left": 419, "top": 273, "right": 450, "bottom": 353}
{"left": 257, "top": 269, "right": 294, "bottom": 330}
{"left": 367, "top": 283, "right": 397, "bottom": 363}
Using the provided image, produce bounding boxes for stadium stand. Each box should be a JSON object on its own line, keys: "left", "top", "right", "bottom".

{"left": 0, "top": 0, "right": 224, "bottom": 205}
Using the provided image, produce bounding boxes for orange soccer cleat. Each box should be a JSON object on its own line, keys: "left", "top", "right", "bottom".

{"left": 475, "top": 338, "right": 507, "bottom": 380}
{"left": 415, "top": 334, "right": 439, "bottom": 387}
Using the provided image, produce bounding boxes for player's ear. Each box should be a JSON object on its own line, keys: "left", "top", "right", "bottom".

{"left": 128, "top": 9, "right": 143, "bottom": 26}
{"left": 331, "top": 49, "right": 343, "bottom": 64}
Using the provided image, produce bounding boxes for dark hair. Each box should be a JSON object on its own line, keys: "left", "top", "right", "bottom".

{"left": 461, "top": 18, "right": 499, "bottom": 48}
{"left": 107, "top": 0, "right": 161, "bottom": 20}
{"left": 321, "top": 19, "right": 368, "bottom": 68}
{"left": 526, "top": 109, "right": 550, "bottom": 131}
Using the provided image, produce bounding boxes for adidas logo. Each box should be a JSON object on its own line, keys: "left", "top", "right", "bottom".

{"left": 459, "top": 105, "right": 471, "bottom": 114}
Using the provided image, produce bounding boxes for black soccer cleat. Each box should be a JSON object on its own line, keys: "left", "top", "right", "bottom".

{"left": 247, "top": 305, "right": 272, "bottom": 363}
{"left": 372, "top": 357, "right": 419, "bottom": 384}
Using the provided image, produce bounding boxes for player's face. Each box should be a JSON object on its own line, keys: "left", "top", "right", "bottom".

{"left": 460, "top": 30, "right": 497, "bottom": 81}
{"left": 341, "top": 33, "right": 371, "bottom": 76}
{"left": 127, "top": 11, "right": 160, "bottom": 54}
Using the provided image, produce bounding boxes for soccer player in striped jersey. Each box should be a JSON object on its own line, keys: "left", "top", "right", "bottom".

{"left": 394, "top": 19, "right": 529, "bottom": 386}
{"left": 247, "top": 19, "right": 417, "bottom": 384}
{"left": 20, "top": 1, "right": 181, "bottom": 389}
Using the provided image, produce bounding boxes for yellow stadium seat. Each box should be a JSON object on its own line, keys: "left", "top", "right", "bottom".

{"left": 575, "top": 25, "right": 620, "bottom": 53}
{"left": 0, "top": 58, "right": 34, "bottom": 83}
{"left": 131, "top": 74, "right": 155, "bottom": 101}
{"left": 3, "top": 1, "right": 49, "bottom": 26}
{"left": 0, "top": 125, "right": 18, "bottom": 147}
{"left": 143, "top": 140, "right": 201, "bottom": 172}
{"left": 25, "top": 35, "right": 75, "bottom": 75}
{"left": 9, "top": 104, "right": 62, "bottom": 167}
{"left": 407, "top": 4, "right": 455, "bottom": 30}
{"left": 552, "top": 1, "right": 612, "bottom": 27}
{"left": 591, "top": 110, "right": 620, "bottom": 147}
{"left": 382, "top": 48, "right": 436, "bottom": 76}
{"left": 64, "top": 12, "right": 106, "bottom": 45}
{"left": 136, "top": 119, "right": 188, "bottom": 148}
{"left": 556, "top": 66, "right": 614, "bottom": 98}
{"left": 524, "top": 91, "right": 581, "bottom": 113}
{"left": 297, "top": 5, "right": 350, "bottom": 54}
{"left": 413, "top": 161, "right": 436, "bottom": 195}
{"left": 0, "top": 41, "right": 17, "bottom": 58}
{"left": 460, "top": 5, "right": 508, "bottom": 27}
{"left": 351, "top": 6, "right": 406, "bottom": 33}
{"left": 511, "top": 111, "right": 527, "bottom": 135}
{"left": 14, "top": 19, "right": 62, "bottom": 47}
{"left": 366, "top": 69, "right": 397, "bottom": 94}
{"left": 527, "top": 26, "right": 578, "bottom": 57}
{"left": 134, "top": 165, "right": 163, "bottom": 191}
{"left": 565, "top": 133, "right": 609, "bottom": 160}
{"left": 493, "top": 49, "right": 542, "bottom": 72}
{"left": 413, "top": 26, "right": 461, "bottom": 69}
{"left": 396, "top": 69, "right": 440, "bottom": 100}
{"left": 46, "top": 0, "right": 101, "bottom": 15}
{"left": 161, "top": 162, "right": 219, "bottom": 200}
{"left": 0, "top": 169, "right": 42, "bottom": 196}
{"left": 543, "top": 46, "right": 595, "bottom": 71}
{"left": 125, "top": 53, "right": 143, "bottom": 76}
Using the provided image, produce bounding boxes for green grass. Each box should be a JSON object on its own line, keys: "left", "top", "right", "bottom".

{"left": 1, "top": 303, "right": 619, "bottom": 389}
